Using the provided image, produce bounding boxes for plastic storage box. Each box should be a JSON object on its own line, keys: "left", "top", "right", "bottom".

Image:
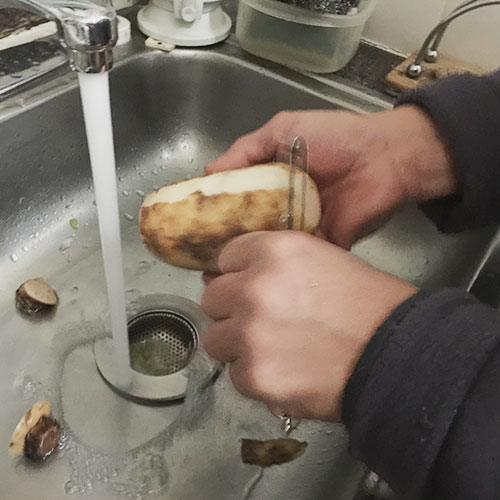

{"left": 236, "top": 0, "right": 377, "bottom": 73}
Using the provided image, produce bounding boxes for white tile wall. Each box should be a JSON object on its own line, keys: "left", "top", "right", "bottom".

{"left": 362, "top": 0, "right": 500, "bottom": 70}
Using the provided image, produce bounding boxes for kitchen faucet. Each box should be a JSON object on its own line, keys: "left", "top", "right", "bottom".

{"left": 0, "top": 0, "right": 117, "bottom": 73}
{"left": 407, "top": 0, "right": 500, "bottom": 78}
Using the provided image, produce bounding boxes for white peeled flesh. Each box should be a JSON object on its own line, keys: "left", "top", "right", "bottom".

{"left": 16, "top": 278, "right": 58, "bottom": 315}
{"left": 18, "top": 278, "right": 58, "bottom": 306}
{"left": 9, "top": 401, "right": 52, "bottom": 457}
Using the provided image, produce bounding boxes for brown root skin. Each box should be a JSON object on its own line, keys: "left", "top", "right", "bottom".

{"left": 241, "top": 438, "right": 308, "bottom": 467}
{"left": 24, "top": 416, "right": 61, "bottom": 461}
{"left": 9, "top": 401, "right": 52, "bottom": 458}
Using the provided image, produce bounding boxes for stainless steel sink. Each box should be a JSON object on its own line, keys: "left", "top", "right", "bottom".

{"left": 0, "top": 25, "right": 496, "bottom": 500}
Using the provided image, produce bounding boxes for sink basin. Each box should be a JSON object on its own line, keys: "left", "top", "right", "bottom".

{"left": 0, "top": 29, "right": 495, "bottom": 500}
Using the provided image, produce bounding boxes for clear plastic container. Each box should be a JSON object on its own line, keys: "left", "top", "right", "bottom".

{"left": 236, "top": 0, "right": 377, "bottom": 73}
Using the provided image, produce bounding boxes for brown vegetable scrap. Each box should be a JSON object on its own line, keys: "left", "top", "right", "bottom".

{"left": 16, "top": 278, "right": 58, "bottom": 316}
{"left": 241, "top": 438, "right": 308, "bottom": 467}
{"left": 9, "top": 401, "right": 61, "bottom": 461}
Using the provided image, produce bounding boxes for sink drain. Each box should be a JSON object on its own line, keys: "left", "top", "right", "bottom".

{"left": 129, "top": 311, "right": 198, "bottom": 377}
{"left": 93, "top": 294, "right": 214, "bottom": 403}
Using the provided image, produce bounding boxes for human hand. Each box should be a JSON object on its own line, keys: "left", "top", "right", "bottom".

{"left": 201, "top": 231, "right": 417, "bottom": 422}
{"left": 206, "top": 107, "right": 458, "bottom": 248}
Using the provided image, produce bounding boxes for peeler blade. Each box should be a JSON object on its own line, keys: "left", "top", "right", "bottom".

{"left": 287, "top": 136, "right": 309, "bottom": 231}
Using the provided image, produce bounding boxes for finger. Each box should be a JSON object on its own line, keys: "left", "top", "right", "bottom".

{"left": 205, "top": 112, "right": 294, "bottom": 174}
{"left": 201, "top": 318, "right": 240, "bottom": 363}
{"left": 201, "top": 271, "right": 245, "bottom": 320}
{"left": 205, "top": 130, "right": 277, "bottom": 174}
{"left": 217, "top": 232, "right": 269, "bottom": 274}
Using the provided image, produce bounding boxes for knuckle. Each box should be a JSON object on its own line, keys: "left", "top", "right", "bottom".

{"left": 240, "top": 275, "right": 272, "bottom": 311}
{"left": 271, "top": 110, "right": 294, "bottom": 126}
{"left": 261, "top": 231, "right": 305, "bottom": 258}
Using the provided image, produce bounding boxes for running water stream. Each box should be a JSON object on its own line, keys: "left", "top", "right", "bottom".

{"left": 78, "top": 72, "right": 131, "bottom": 387}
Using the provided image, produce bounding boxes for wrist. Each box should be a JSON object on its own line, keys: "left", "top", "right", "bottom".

{"left": 370, "top": 105, "right": 459, "bottom": 203}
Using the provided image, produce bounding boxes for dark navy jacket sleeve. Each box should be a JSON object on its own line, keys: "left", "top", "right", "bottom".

{"left": 397, "top": 71, "right": 500, "bottom": 232}
{"left": 343, "top": 289, "right": 500, "bottom": 499}
{"left": 342, "top": 73, "right": 500, "bottom": 499}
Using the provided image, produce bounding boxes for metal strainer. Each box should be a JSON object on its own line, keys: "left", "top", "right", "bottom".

{"left": 128, "top": 310, "right": 198, "bottom": 377}
{"left": 94, "top": 294, "right": 216, "bottom": 403}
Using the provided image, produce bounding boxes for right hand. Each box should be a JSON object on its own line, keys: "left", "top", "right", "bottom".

{"left": 206, "top": 106, "right": 458, "bottom": 249}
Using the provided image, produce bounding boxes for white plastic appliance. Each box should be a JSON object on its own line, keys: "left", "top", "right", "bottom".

{"left": 137, "top": 0, "right": 232, "bottom": 47}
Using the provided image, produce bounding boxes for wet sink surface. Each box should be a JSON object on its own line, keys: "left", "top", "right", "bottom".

{"left": 0, "top": 36, "right": 495, "bottom": 500}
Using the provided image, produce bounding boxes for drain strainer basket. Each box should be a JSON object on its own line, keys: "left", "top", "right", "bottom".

{"left": 94, "top": 294, "right": 217, "bottom": 403}
{"left": 129, "top": 310, "right": 198, "bottom": 377}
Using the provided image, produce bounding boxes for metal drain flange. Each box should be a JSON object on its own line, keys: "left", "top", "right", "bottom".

{"left": 94, "top": 294, "right": 209, "bottom": 403}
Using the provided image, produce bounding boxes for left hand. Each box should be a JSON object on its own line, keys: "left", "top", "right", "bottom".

{"left": 201, "top": 231, "right": 416, "bottom": 422}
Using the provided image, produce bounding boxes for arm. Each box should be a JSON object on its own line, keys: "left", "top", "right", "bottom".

{"left": 343, "top": 289, "right": 500, "bottom": 499}
{"left": 397, "top": 71, "right": 500, "bottom": 232}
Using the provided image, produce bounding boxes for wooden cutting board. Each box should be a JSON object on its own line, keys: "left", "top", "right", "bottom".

{"left": 386, "top": 50, "right": 487, "bottom": 93}
{"left": 0, "top": 8, "right": 56, "bottom": 51}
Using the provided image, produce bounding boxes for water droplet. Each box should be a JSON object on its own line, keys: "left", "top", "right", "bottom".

{"left": 139, "top": 172, "right": 145, "bottom": 177}
{"left": 160, "top": 165, "right": 166, "bottom": 170}
{"left": 134, "top": 165, "right": 140, "bottom": 171}
{"left": 22, "top": 245, "right": 29, "bottom": 252}
{"left": 423, "top": 257, "right": 429, "bottom": 265}
{"left": 124, "top": 212, "right": 134, "bottom": 221}
{"left": 135, "top": 190, "right": 145, "bottom": 198}
{"left": 18, "top": 196, "right": 25, "bottom": 204}
{"left": 70, "top": 218, "right": 79, "bottom": 230}
{"left": 137, "top": 260, "right": 151, "bottom": 274}
{"left": 118, "top": 176, "right": 124, "bottom": 182}
{"left": 152, "top": 169, "right": 158, "bottom": 175}
{"left": 122, "top": 190, "right": 129, "bottom": 197}
{"left": 125, "top": 288, "right": 141, "bottom": 301}
{"left": 10, "top": 254, "right": 18, "bottom": 262}
{"left": 59, "top": 238, "right": 73, "bottom": 252}
{"left": 30, "top": 232, "right": 39, "bottom": 238}
{"left": 188, "top": 158, "right": 194, "bottom": 163}
{"left": 325, "top": 429, "right": 333, "bottom": 436}
{"left": 72, "top": 286, "right": 79, "bottom": 294}
{"left": 311, "top": 282, "right": 318, "bottom": 287}
{"left": 279, "top": 213, "right": 290, "bottom": 224}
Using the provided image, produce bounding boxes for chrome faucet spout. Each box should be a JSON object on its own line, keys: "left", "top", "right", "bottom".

{"left": 0, "top": 0, "right": 117, "bottom": 73}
